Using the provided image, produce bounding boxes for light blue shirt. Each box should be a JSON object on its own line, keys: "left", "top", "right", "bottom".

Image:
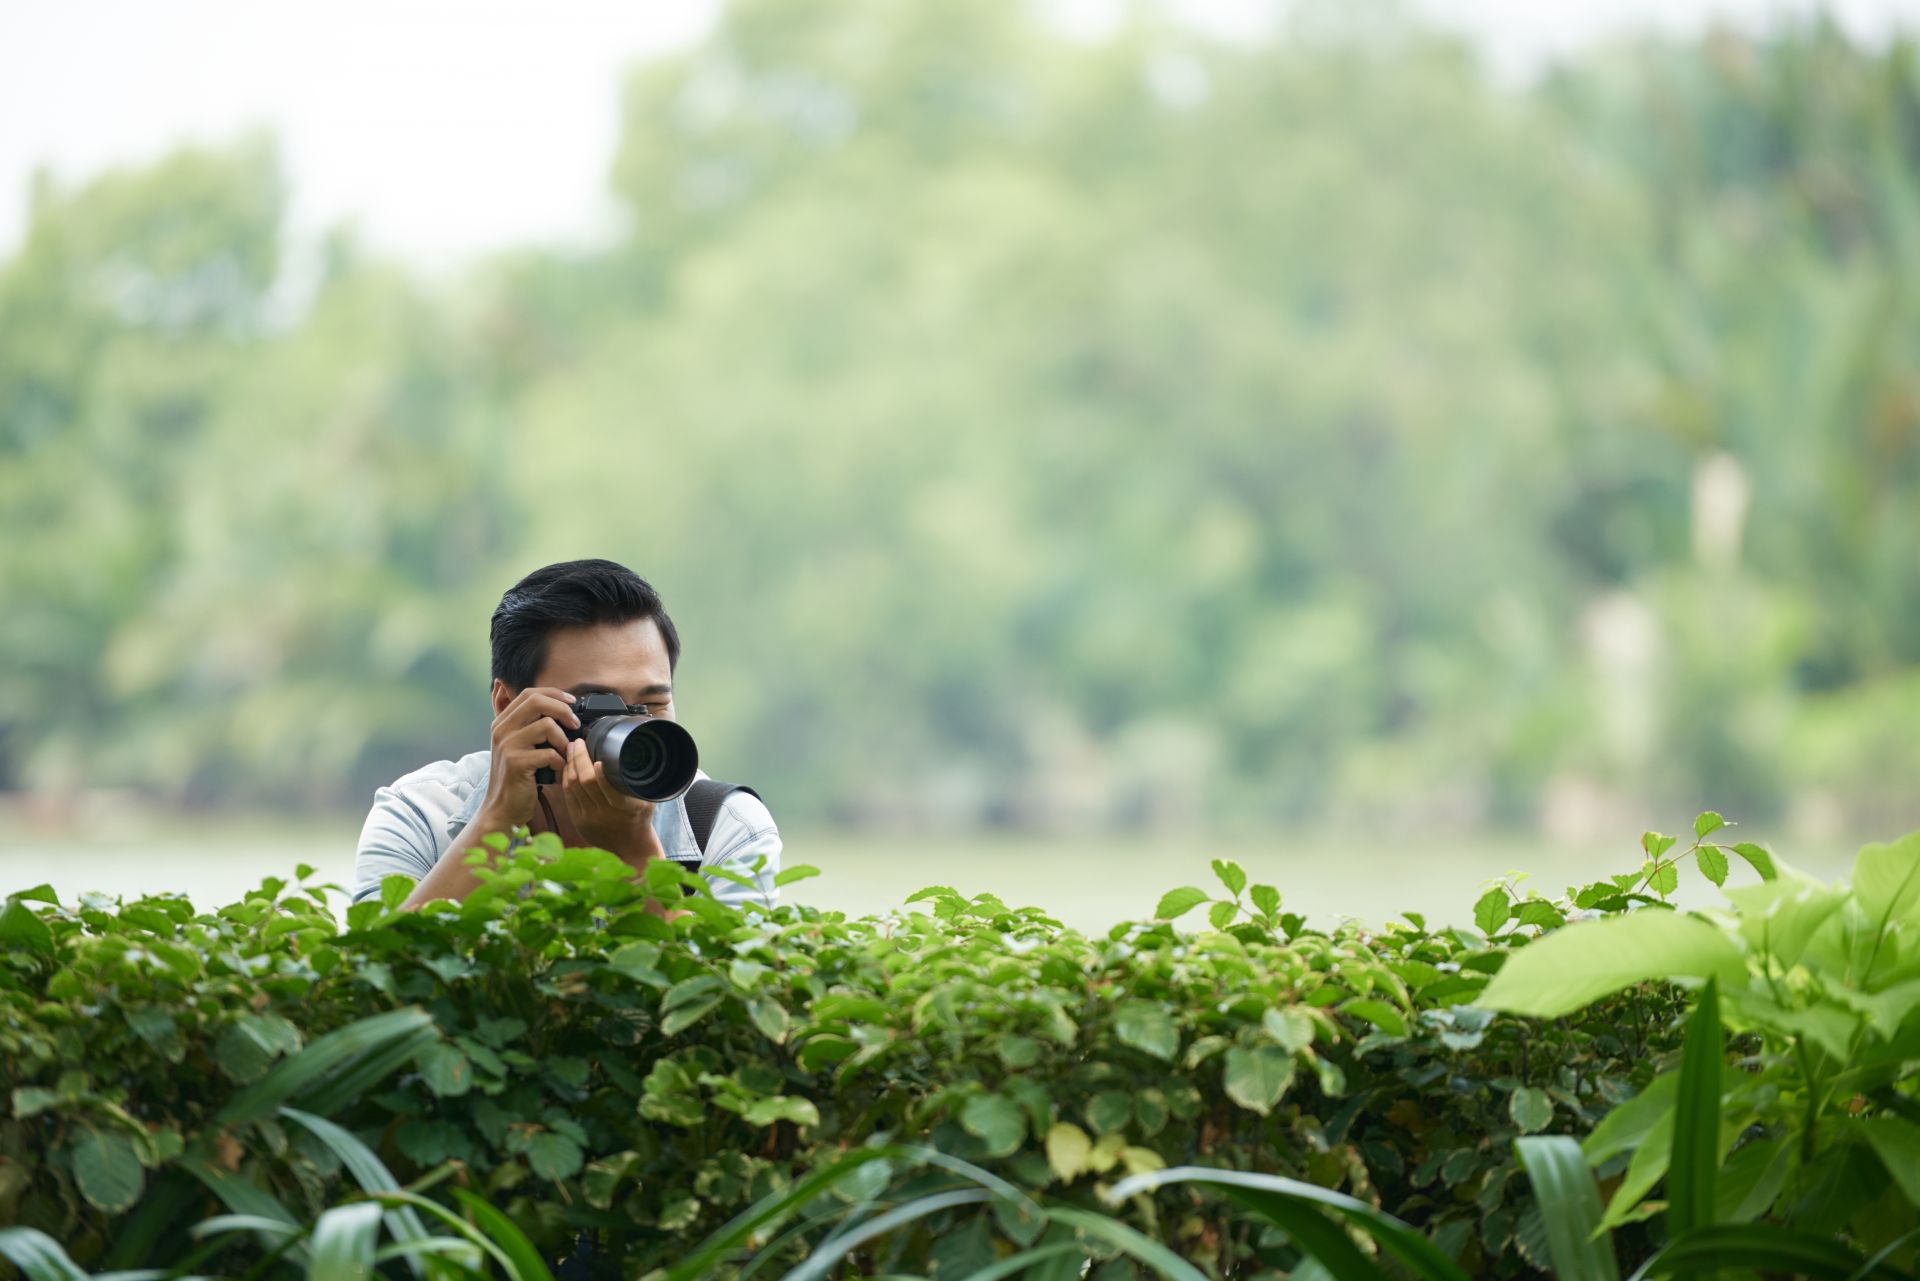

{"left": 352, "top": 749, "right": 780, "bottom": 909}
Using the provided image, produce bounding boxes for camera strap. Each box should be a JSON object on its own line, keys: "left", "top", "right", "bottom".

{"left": 682, "top": 779, "right": 763, "bottom": 862}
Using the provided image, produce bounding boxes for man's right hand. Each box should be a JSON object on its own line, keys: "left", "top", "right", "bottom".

{"left": 477, "top": 686, "right": 579, "bottom": 828}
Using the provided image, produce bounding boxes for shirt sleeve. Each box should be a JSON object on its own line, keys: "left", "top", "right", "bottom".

{"left": 352, "top": 783, "right": 442, "bottom": 904}
{"left": 699, "top": 790, "right": 782, "bottom": 911}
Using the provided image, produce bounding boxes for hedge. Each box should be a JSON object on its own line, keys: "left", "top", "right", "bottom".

{"left": 1, "top": 828, "right": 1746, "bottom": 1277}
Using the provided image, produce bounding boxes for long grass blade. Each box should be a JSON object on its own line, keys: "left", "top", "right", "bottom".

{"left": 664, "top": 1145, "right": 935, "bottom": 1281}
{"left": 1516, "top": 1136, "right": 1621, "bottom": 1281}
{"left": 1106, "top": 1166, "right": 1469, "bottom": 1281}
{"left": 308, "top": 1201, "right": 383, "bottom": 1281}
{"left": 281, "top": 1106, "right": 432, "bottom": 1277}
{"left": 954, "top": 1241, "right": 1087, "bottom": 1281}
{"left": 1627, "top": 1224, "right": 1896, "bottom": 1281}
{"left": 1044, "top": 1207, "right": 1212, "bottom": 1281}
{"left": 1667, "top": 977, "right": 1724, "bottom": 1254}
{"left": 0, "top": 1228, "right": 89, "bottom": 1281}
{"left": 448, "top": 1187, "right": 558, "bottom": 1281}
{"left": 781, "top": 1189, "right": 993, "bottom": 1281}
{"left": 218, "top": 1009, "right": 436, "bottom": 1125}
{"left": 180, "top": 1154, "right": 310, "bottom": 1261}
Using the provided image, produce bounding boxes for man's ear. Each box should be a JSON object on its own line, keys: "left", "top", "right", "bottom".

{"left": 490, "top": 678, "right": 515, "bottom": 718}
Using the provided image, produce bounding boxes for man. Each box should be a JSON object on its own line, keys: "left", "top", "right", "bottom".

{"left": 353, "top": 559, "right": 780, "bottom": 910}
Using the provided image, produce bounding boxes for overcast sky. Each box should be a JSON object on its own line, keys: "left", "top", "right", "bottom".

{"left": 3, "top": 0, "right": 1917, "bottom": 266}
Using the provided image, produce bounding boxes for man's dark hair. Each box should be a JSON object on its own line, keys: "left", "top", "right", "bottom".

{"left": 490, "top": 559, "right": 681, "bottom": 690}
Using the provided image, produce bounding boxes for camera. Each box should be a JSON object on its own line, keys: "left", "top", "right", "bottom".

{"left": 534, "top": 692, "right": 699, "bottom": 802}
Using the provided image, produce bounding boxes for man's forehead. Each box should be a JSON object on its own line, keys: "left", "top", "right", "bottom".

{"left": 535, "top": 619, "right": 672, "bottom": 687}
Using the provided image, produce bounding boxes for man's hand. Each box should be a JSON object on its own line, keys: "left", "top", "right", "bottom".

{"left": 561, "top": 738, "right": 664, "bottom": 868}
{"left": 479, "top": 686, "right": 579, "bottom": 828}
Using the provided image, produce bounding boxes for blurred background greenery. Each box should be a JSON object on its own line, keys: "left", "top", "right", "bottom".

{"left": 2, "top": 0, "right": 1917, "bottom": 919}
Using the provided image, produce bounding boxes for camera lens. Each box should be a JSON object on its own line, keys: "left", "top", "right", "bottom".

{"left": 588, "top": 715, "right": 698, "bottom": 801}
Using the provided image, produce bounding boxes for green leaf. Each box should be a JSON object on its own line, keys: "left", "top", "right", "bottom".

{"left": 1047, "top": 1123, "right": 1093, "bottom": 1181}
{"left": 71, "top": 1129, "right": 144, "bottom": 1213}
{"left": 1668, "top": 978, "right": 1723, "bottom": 1240}
{"left": 661, "top": 994, "right": 723, "bottom": 1036}
{"left": 773, "top": 864, "right": 820, "bottom": 887}
{"left": 1262, "top": 1007, "right": 1315, "bottom": 1054}
{"left": 960, "top": 1093, "right": 1026, "bottom": 1158}
{"left": 1085, "top": 1091, "right": 1133, "bottom": 1135}
{"left": 1515, "top": 1136, "right": 1620, "bottom": 1281}
{"left": 1211, "top": 860, "right": 1247, "bottom": 896}
{"left": 1474, "top": 887, "right": 1510, "bottom": 936}
{"left": 11, "top": 1087, "right": 59, "bottom": 1118}
{"left": 1207, "top": 900, "right": 1238, "bottom": 930}
{"left": 1251, "top": 885, "right": 1281, "bottom": 916}
{"left": 1154, "top": 887, "right": 1208, "bottom": 921}
{"left": 0, "top": 899, "right": 54, "bottom": 956}
{"left": 1339, "top": 999, "right": 1407, "bottom": 1038}
{"left": 525, "top": 1132, "right": 584, "bottom": 1181}
{"left": 308, "top": 1201, "right": 382, "bottom": 1281}
{"left": 0, "top": 1228, "right": 90, "bottom": 1281}
{"left": 1643, "top": 832, "right": 1678, "bottom": 859}
{"left": 1223, "top": 1046, "right": 1295, "bottom": 1115}
{"left": 1583, "top": 1072, "right": 1678, "bottom": 1164}
{"left": 742, "top": 1096, "right": 819, "bottom": 1128}
{"left": 414, "top": 1042, "right": 472, "bottom": 1097}
{"left": 1112, "top": 1001, "right": 1178, "bottom": 1062}
{"left": 1694, "top": 812, "right": 1726, "bottom": 839}
{"left": 1694, "top": 845, "right": 1729, "bottom": 887}
{"left": 1855, "top": 832, "right": 1920, "bottom": 927}
{"left": 747, "top": 996, "right": 790, "bottom": 1043}
{"left": 1729, "top": 843, "right": 1776, "bottom": 881}
{"left": 1478, "top": 910, "right": 1746, "bottom": 1018}
{"left": 1859, "top": 1114, "right": 1920, "bottom": 1206}
{"left": 1649, "top": 863, "right": 1679, "bottom": 896}
{"left": 1509, "top": 1087, "right": 1553, "bottom": 1134}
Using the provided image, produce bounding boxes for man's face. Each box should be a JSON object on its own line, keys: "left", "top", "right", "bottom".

{"left": 491, "top": 616, "right": 677, "bottom": 831}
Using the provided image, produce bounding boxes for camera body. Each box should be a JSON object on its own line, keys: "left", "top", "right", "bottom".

{"left": 534, "top": 692, "right": 700, "bottom": 802}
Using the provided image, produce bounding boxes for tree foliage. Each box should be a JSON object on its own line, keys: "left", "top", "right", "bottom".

{"left": 3, "top": 7, "right": 1919, "bottom": 829}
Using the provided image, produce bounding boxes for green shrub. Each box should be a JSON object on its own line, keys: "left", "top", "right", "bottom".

{"left": 1, "top": 827, "right": 1755, "bottom": 1277}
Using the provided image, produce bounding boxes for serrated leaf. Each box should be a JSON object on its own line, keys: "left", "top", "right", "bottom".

{"left": 1695, "top": 845, "right": 1729, "bottom": 887}
{"left": 1211, "top": 860, "right": 1247, "bottom": 896}
{"left": 71, "top": 1130, "right": 144, "bottom": 1213}
{"left": 1648, "top": 863, "right": 1679, "bottom": 895}
{"left": 414, "top": 1043, "right": 471, "bottom": 1097}
{"left": 1250, "top": 885, "right": 1281, "bottom": 916}
{"left": 1207, "top": 900, "right": 1238, "bottom": 930}
{"left": 1642, "top": 832, "right": 1677, "bottom": 859}
{"left": 526, "top": 1132, "right": 584, "bottom": 1181}
{"left": 1474, "top": 888, "right": 1510, "bottom": 936}
{"left": 1694, "top": 812, "right": 1726, "bottom": 839}
{"left": 1730, "top": 842, "right": 1776, "bottom": 881}
{"left": 1154, "top": 887, "right": 1208, "bottom": 921}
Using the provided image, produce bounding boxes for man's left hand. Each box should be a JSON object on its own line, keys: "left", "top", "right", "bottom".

{"left": 561, "top": 738, "right": 663, "bottom": 869}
